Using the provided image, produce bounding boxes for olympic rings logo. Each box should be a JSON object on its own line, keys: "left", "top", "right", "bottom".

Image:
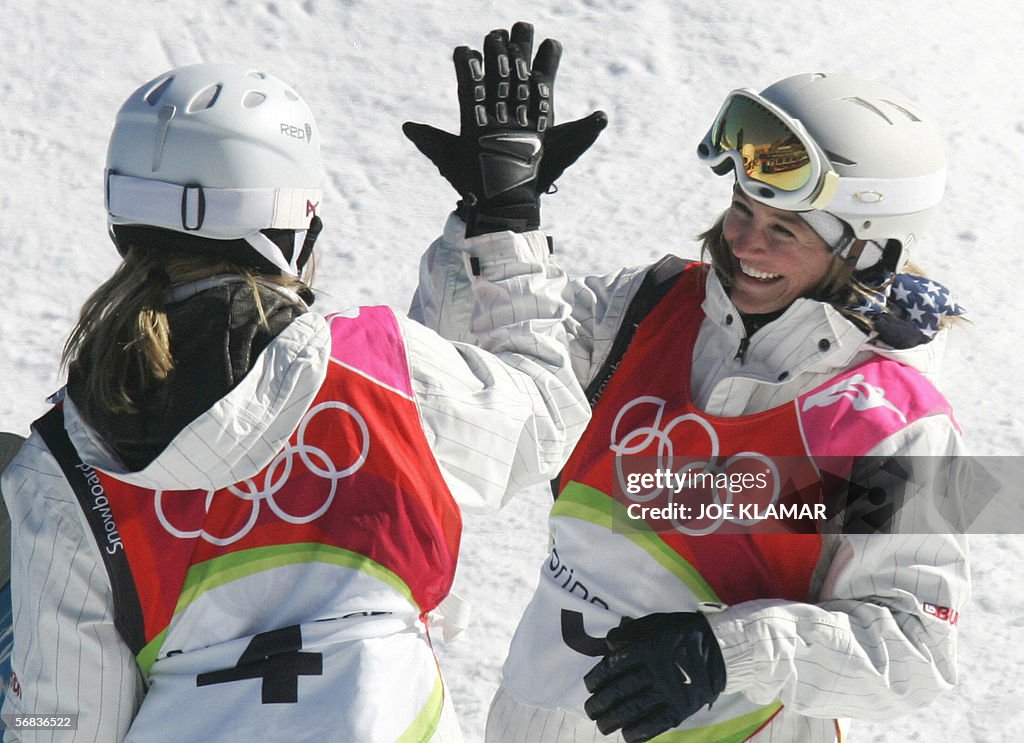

{"left": 155, "top": 401, "right": 369, "bottom": 546}
{"left": 610, "top": 396, "right": 780, "bottom": 535}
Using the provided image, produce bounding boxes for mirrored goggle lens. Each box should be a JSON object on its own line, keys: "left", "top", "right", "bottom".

{"left": 712, "top": 94, "right": 815, "bottom": 193}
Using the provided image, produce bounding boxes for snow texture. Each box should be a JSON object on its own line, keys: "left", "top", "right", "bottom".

{"left": 1, "top": 1, "right": 1021, "bottom": 740}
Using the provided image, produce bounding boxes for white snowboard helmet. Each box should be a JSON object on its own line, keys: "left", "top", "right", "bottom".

{"left": 698, "top": 72, "right": 946, "bottom": 270}
{"left": 105, "top": 63, "right": 324, "bottom": 276}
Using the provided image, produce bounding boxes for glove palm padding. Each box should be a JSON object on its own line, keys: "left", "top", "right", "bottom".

{"left": 404, "top": 22, "right": 607, "bottom": 237}
{"left": 583, "top": 612, "right": 727, "bottom": 743}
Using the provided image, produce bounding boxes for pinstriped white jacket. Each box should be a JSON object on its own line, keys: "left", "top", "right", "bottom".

{"left": 412, "top": 226, "right": 971, "bottom": 743}
{"left": 0, "top": 215, "right": 590, "bottom": 742}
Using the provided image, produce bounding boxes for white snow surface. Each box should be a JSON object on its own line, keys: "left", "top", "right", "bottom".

{"left": 1, "top": 1, "right": 1021, "bottom": 740}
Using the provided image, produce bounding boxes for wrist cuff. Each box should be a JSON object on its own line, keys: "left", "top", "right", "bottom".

{"left": 460, "top": 200, "right": 540, "bottom": 237}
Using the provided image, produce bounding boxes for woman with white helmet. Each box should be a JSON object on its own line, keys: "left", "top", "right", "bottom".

{"left": 0, "top": 61, "right": 594, "bottom": 741}
{"left": 411, "top": 37, "right": 971, "bottom": 743}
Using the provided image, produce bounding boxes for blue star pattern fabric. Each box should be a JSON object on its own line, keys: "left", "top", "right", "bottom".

{"left": 886, "top": 273, "right": 967, "bottom": 336}
{"left": 849, "top": 270, "right": 966, "bottom": 349}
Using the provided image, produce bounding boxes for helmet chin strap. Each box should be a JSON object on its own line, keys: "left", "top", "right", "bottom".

{"left": 851, "top": 241, "right": 885, "bottom": 271}
{"left": 297, "top": 216, "right": 323, "bottom": 273}
{"left": 244, "top": 231, "right": 304, "bottom": 276}
{"left": 241, "top": 216, "right": 322, "bottom": 277}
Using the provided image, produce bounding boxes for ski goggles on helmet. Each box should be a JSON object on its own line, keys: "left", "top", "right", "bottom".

{"left": 697, "top": 89, "right": 840, "bottom": 211}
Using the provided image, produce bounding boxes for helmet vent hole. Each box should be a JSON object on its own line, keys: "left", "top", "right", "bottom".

{"left": 843, "top": 97, "right": 894, "bottom": 125}
{"left": 144, "top": 76, "right": 174, "bottom": 106}
{"left": 862, "top": 220, "right": 872, "bottom": 230}
{"left": 880, "top": 99, "right": 922, "bottom": 122}
{"left": 246, "top": 70, "right": 267, "bottom": 79}
{"left": 188, "top": 84, "right": 222, "bottom": 113}
{"left": 243, "top": 91, "right": 267, "bottom": 108}
{"left": 823, "top": 149, "right": 856, "bottom": 166}
{"left": 758, "top": 187, "right": 774, "bottom": 198}
{"left": 284, "top": 89, "right": 299, "bottom": 102}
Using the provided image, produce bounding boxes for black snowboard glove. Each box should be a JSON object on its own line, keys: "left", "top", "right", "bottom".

{"left": 583, "top": 612, "right": 727, "bottom": 743}
{"left": 403, "top": 21, "right": 607, "bottom": 237}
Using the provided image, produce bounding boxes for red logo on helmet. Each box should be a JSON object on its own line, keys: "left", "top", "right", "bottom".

{"left": 306, "top": 200, "right": 319, "bottom": 217}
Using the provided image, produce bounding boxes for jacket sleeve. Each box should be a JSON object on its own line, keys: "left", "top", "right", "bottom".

{"left": 1, "top": 435, "right": 144, "bottom": 742}
{"left": 409, "top": 214, "right": 652, "bottom": 392}
{"left": 704, "top": 414, "right": 971, "bottom": 720}
{"left": 402, "top": 214, "right": 595, "bottom": 513}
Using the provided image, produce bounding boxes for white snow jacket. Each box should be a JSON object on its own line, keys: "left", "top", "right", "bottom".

{"left": 0, "top": 215, "right": 590, "bottom": 743}
{"left": 411, "top": 230, "right": 971, "bottom": 743}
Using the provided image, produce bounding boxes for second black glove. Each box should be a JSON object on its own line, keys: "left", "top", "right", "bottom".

{"left": 583, "top": 612, "right": 727, "bottom": 743}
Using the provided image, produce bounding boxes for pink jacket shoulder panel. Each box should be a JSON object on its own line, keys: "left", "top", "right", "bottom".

{"left": 326, "top": 306, "right": 414, "bottom": 398}
{"left": 798, "top": 357, "right": 956, "bottom": 461}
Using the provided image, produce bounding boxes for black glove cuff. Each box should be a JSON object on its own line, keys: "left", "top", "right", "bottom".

{"left": 460, "top": 200, "right": 541, "bottom": 237}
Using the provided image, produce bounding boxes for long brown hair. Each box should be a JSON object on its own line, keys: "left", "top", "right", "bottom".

{"left": 62, "top": 247, "right": 310, "bottom": 415}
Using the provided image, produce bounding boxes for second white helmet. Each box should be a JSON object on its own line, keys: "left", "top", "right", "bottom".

{"left": 759, "top": 72, "right": 946, "bottom": 255}
{"left": 699, "top": 72, "right": 946, "bottom": 269}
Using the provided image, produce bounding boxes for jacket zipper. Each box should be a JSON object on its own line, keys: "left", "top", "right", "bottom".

{"left": 734, "top": 336, "right": 750, "bottom": 364}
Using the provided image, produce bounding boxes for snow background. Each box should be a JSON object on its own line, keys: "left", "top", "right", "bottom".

{"left": 1, "top": 0, "right": 1021, "bottom": 740}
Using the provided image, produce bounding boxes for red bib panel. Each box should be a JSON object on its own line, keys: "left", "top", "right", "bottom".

{"left": 559, "top": 265, "right": 823, "bottom": 605}
{"left": 91, "top": 307, "right": 460, "bottom": 653}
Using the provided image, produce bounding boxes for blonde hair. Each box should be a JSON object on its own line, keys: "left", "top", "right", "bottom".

{"left": 62, "top": 247, "right": 310, "bottom": 415}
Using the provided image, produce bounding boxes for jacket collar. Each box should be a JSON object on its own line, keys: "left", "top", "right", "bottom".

{"left": 64, "top": 312, "right": 331, "bottom": 491}
{"left": 701, "top": 270, "right": 873, "bottom": 380}
{"left": 699, "top": 269, "right": 948, "bottom": 382}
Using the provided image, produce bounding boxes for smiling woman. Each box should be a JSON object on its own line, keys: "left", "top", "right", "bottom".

{"left": 413, "top": 68, "right": 973, "bottom": 743}
{"left": 716, "top": 190, "right": 835, "bottom": 314}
